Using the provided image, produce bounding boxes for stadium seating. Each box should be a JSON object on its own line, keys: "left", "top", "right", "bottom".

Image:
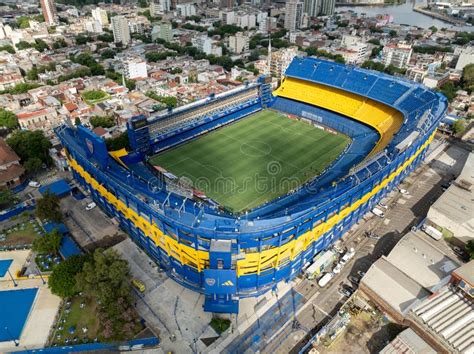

{"left": 274, "top": 77, "right": 403, "bottom": 153}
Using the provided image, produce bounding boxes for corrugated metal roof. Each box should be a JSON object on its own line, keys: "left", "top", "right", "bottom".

{"left": 411, "top": 287, "right": 474, "bottom": 353}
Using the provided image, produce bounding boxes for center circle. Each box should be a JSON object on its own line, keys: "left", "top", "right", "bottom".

{"left": 240, "top": 141, "right": 272, "bottom": 157}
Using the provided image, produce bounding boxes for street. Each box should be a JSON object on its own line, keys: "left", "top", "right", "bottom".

{"left": 258, "top": 141, "right": 469, "bottom": 354}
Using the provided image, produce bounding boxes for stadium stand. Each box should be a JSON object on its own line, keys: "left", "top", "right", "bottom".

{"left": 55, "top": 57, "right": 448, "bottom": 313}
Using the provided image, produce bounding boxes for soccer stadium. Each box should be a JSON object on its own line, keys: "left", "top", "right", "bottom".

{"left": 56, "top": 57, "right": 448, "bottom": 313}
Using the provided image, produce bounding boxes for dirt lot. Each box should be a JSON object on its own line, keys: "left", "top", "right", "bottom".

{"left": 324, "top": 310, "right": 405, "bottom": 353}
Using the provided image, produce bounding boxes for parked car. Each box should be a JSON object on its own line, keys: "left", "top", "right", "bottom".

{"left": 357, "top": 270, "right": 366, "bottom": 277}
{"left": 28, "top": 181, "right": 41, "bottom": 188}
{"left": 131, "top": 278, "right": 146, "bottom": 293}
{"left": 399, "top": 188, "right": 409, "bottom": 195}
{"left": 85, "top": 202, "right": 96, "bottom": 211}
{"left": 377, "top": 202, "right": 388, "bottom": 209}
{"left": 348, "top": 275, "right": 361, "bottom": 284}
{"left": 338, "top": 287, "right": 352, "bottom": 297}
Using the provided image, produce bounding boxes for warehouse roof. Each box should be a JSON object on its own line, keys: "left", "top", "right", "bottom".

{"left": 410, "top": 286, "right": 474, "bottom": 354}
{"left": 428, "top": 152, "right": 474, "bottom": 241}
{"left": 361, "top": 231, "right": 458, "bottom": 317}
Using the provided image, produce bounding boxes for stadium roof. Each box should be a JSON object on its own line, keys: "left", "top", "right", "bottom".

{"left": 428, "top": 152, "right": 474, "bottom": 243}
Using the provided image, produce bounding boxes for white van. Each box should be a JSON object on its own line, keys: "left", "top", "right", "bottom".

{"left": 421, "top": 224, "right": 443, "bottom": 241}
{"left": 371, "top": 207, "right": 385, "bottom": 218}
{"left": 318, "top": 272, "right": 334, "bottom": 287}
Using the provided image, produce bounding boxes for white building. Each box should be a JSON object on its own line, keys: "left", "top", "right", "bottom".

{"left": 382, "top": 42, "right": 413, "bottom": 69}
{"left": 128, "top": 20, "right": 144, "bottom": 34}
{"left": 150, "top": 0, "right": 170, "bottom": 14}
{"left": 111, "top": 16, "right": 131, "bottom": 45}
{"left": 91, "top": 7, "right": 109, "bottom": 26}
{"left": 192, "top": 36, "right": 222, "bottom": 56}
{"left": 124, "top": 59, "right": 148, "bottom": 80}
{"left": 176, "top": 4, "right": 197, "bottom": 17}
{"left": 284, "top": 0, "right": 304, "bottom": 32}
{"left": 272, "top": 47, "right": 299, "bottom": 79}
{"left": 304, "top": 0, "right": 321, "bottom": 17}
{"left": 221, "top": 10, "right": 235, "bottom": 25}
{"left": 336, "top": 35, "right": 369, "bottom": 64}
{"left": 455, "top": 46, "right": 474, "bottom": 71}
{"left": 84, "top": 19, "right": 103, "bottom": 33}
{"left": 236, "top": 13, "right": 256, "bottom": 29}
{"left": 320, "top": 0, "right": 335, "bottom": 16}
{"left": 228, "top": 32, "right": 249, "bottom": 54}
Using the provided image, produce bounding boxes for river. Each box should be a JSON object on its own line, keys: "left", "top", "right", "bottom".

{"left": 336, "top": 0, "right": 473, "bottom": 31}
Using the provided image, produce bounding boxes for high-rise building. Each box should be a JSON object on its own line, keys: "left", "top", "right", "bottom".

{"left": 228, "top": 32, "right": 249, "bottom": 54}
{"left": 111, "top": 16, "right": 131, "bottom": 46}
{"left": 150, "top": 0, "right": 171, "bottom": 15}
{"left": 304, "top": 0, "right": 321, "bottom": 17}
{"left": 159, "top": 22, "right": 173, "bottom": 42}
{"left": 91, "top": 8, "right": 109, "bottom": 26}
{"left": 320, "top": 0, "right": 335, "bottom": 16}
{"left": 40, "top": 0, "right": 58, "bottom": 25}
{"left": 220, "top": 0, "right": 234, "bottom": 9}
{"left": 284, "top": 0, "right": 303, "bottom": 32}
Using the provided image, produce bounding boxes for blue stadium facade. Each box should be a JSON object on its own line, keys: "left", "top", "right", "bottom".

{"left": 56, "top": 58, "right": 447, "bottom": 313}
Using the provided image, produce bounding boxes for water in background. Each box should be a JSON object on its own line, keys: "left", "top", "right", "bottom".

{"left": 337, "top": 0, "right": 473, "bottom": 30}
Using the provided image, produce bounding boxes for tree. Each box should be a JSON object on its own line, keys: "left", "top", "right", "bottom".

{"left": 32, "top": 229, "right": 62, "bottom": 255}
{"left": 6, "top": 130, "right": 52, "bottom": 165}
{"left": 466, "top": 240, "right": 474, "bottom": 260}
{"left": 97, "top": 33, "right": 114, "bottom": 43}
{"left": 429, "top": 26, "right": 438, "bottom": 33}
{"left": 52, "top": 38, "right": 68, "bottom": 49}
{"left": 100, "top": 49, "right": 116, "bottom": 59}
{"left": 74, "top": 117, "right": 81, "bottom": 126}
{"left": 33, "top": 39, "right": 49, "bottom": 52}
{"left": 16, "top": 41, "right": 32, "bottom": 50}
{"left": 49, "top": 255, "right": 88, "bottom": 298}
{"left": 462, "top": 63, "right": 474, "bottom": 93}
{"left": 0, "top": 82, "right": 42, "bottom": 94}
{"left": 17, "top": 16, "right": 30, "bottom": 29}
{"left": 389, "top": 30, "right": 397, "bottom": 37}
{"left": 452, "top": 119, "right": 466, "bottom": 135}
{"left": 75, "top": 249, "right": 131, "bottom": 311}
{"left": 0, "top": 45, "right": 15, "bottom": 54}
{"left": 75, "top": 35, "right": 92, "bottom": 45}
{"left": 438, "top": 81, "right": 458, "bottom": 102}
{"left": 27, "top": 67, "right": 39, "bottom": 80}
{"left": 0, "top": 109, "right": 18, "bottom": 129}
{"left": 90, "top": 116, "right": 115, "bottom": 128}
{"left": 0, "top": 189, "right": 15, "bottom": 210}
{"left": 35, "top": 191, "right": 62, "bottom": 223}
{"left": 105, "top": 132, "right": 130, "bottom": 151}
{"left": 23, "top": 157, "right": 43, "bottom": 175}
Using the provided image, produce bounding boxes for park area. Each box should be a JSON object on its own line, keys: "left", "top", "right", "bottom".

{"left": 150, "top": 110, "right": 350, "bottom": 212}
{"left": 81, "top": 90, "right": 110, "bottom": 105}
{"left": 0, "top": 215, "right": 43, "bottom": 251}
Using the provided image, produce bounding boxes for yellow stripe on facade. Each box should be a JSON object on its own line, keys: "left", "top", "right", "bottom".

{"left": 67, "top": 130, "right": 434, "bottom": 277}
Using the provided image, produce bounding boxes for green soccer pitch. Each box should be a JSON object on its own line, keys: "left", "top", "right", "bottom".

{"left": 149, "top": 110, "right": 351, "bottom": 212}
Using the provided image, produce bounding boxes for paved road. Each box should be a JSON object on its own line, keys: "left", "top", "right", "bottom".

{"left": 262, "top": 143, "right": 468, "bottom": 354}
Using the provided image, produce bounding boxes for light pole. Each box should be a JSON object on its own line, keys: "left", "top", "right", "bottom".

{"left": 6, "top": 269, "right": 17, "bottom": 287}
{"left": 4, "top": 326, "right": 19, "bottom": 347}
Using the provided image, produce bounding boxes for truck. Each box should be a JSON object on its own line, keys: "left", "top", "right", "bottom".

{"left": 421, "top": 224, "right": 443, "bottom": 241}
{"left": 371, "top": 207, "right": 385, "bottom": 218}
{"left": 318, "top": 272, "right": 334, "bottom": 287}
